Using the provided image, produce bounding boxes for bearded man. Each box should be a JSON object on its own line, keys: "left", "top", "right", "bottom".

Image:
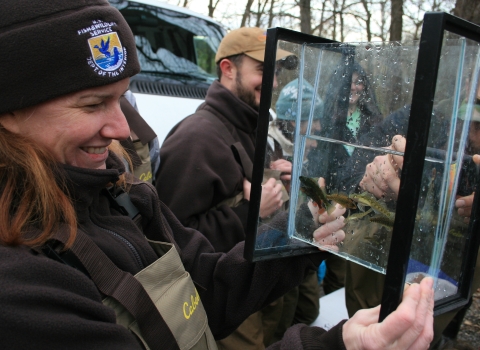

{"left": 155, "top": 27, "right": 306, "bottom": 349}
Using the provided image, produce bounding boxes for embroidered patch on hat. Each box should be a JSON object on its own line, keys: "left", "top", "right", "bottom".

{"left": 80, "top": 20, "right": 128, "bottom": 77}
{"left": 88, "top": 33, "right": 123, "bottom": 71}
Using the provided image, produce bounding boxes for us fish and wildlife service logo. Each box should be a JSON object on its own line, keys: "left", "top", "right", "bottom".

{"left": 88, "top": 32, "right": 124, "bottom": 72}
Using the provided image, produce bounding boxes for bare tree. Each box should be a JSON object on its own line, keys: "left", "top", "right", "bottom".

{"left": 374, "top": 0, "right": 390, "bottom": 41}
{"left": 268, "top": 0, "right": 276, "bottom": 27}
{"left": 208, "top": 0, "right": 221, "bottom": 18}
{"left": 403, "top": 0, "right": 455, "bottom": 41}
{"left": 312, "top": 0, "right": 329, "bottom": 36}
{"left": 390, "top": 0, "right": 403, "bottom": 41}
{"left": 452, "top": 0, "right": 480, "bottom": 25}
{"left": 241, "top": 0, "right": 255, "bottom": 27}
{"left": 298, "top": 0, "right": 312, "bottom": 33}
{"left": 353, "top": 0, "right": 373, "bottom": 41}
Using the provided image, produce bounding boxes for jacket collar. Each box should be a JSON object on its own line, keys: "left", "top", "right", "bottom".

{"left": 204, "top": 80, "right": 258, "bottom": 133}
{"left": 58, "top": 152, "right": 125, "bottom": 211}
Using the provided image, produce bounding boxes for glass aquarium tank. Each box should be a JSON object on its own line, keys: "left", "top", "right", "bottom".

{"left": 245, "top": 13, "right": 480, "bottom": 318}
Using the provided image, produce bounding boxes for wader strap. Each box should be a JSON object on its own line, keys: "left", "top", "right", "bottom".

{"left": 120, "top": 96, "right": 157, "bottom": 145}
{"left": 120, "top": 137, "right": 144, "bottom": 169}
{"left": 53, "top": 227, "right": 179, "bottom": 350}
{"left": 231, "top": 142, "right": 253, "bottom": 182}
{"left": 197, "top": 110, "right": 253, "bottom": 181}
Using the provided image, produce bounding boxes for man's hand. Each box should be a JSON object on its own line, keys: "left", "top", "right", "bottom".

{"left": 342, "top": 277, "right": 434, "bottom": 350}
{"left": 243, "top": 178, "right": 283, "bottom": 218}
{"left": 270, "top": 159, "right": 292, "bottom": 182}
{"left": 455, "top": 154, "right": 480, "bottom": 223}
{"left": 271, "top": 159, "right": 292, "bottom": 192}
{"left": 360, "top": 135, "right": 405, "bottom": 201}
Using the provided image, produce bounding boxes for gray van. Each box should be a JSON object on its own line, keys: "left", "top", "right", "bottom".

{"left": 109, "top": 0, "right": 226, "bottom": 144}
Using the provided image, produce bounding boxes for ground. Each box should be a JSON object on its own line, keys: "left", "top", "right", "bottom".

{"left": 445, "top": 288, "right": 480, "bottom": 350}
{"left": 318, "top": 285, "right": 480, "bottom": 349}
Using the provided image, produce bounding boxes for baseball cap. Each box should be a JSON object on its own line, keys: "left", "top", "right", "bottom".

{"left": 276, "top": 79, "right": 324, "bottom": 121}
{"left": 215, "top": 27, "right": 293, "bottom": 63}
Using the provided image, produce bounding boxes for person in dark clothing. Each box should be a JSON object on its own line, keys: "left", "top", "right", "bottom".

{"left": 0, "top": 2, "right": 435, "bottom": 349}
{"left": 156, "top": 28, "right": 293, "bottom": 254}
{"left": 156, "top": 27, "right": 314, "bottom": 349}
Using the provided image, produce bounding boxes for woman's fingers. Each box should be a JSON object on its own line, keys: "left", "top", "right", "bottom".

{"left": 313, "top": 216, "right": 345, "bottom": 246}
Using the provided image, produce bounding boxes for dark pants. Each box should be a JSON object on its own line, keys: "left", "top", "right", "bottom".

{"left": 216, "top": 298, "right": 284, "bottom": 350}
{"left": 323, "top": 254, "right": 346, "bottom": 295}
{"left": 270, "top": 269, "right": 321, "bottom": 345}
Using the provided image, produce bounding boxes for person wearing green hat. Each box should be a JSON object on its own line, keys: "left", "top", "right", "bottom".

{"left": 269, "top": 78, "right": 323, "bottom": 167}
{"left": 266, "top": 78, "right": 325, "bottom": 344}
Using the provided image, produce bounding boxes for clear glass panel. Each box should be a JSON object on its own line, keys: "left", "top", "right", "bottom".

{"left": 254, "top": 35, "right": 479, "bottom": 295}
{"left": 253, "top": 39, "right": 315, "bottom": 256}
{"left": 406, "top": 34, "right": 480, "bottom": 301}
{"left": 254, "top": 40, "right": 420, "bottom": 267}
{"left": 292, "top": 42, "right": 420, "bottom": 273}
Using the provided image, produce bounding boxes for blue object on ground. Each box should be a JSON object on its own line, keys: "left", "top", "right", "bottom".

{"left": 318, "top": 260, "right": 326, "bottom": 283}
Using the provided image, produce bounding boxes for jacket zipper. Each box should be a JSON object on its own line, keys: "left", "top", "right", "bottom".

{"left": 92, "top": 222, "right": 144, "bottom": 270}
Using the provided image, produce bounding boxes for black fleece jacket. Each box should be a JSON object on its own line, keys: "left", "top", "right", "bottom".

{"left": 156, "top": 80, "right": 257, "bottom": 253}
{"left": 0, "top": 153, "right": 347, "bottom": 349}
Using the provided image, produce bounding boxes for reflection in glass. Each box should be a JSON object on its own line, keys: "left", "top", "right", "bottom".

{"left": 254, "top": 37, "right": 480, "bottom": 302}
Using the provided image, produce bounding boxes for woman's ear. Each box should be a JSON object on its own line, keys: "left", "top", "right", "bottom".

{"left": 0, "top": 111, "right": 20, "bottom": 132}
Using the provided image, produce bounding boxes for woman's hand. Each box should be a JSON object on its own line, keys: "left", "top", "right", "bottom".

{"left": 342, "top": 277, "right": 434, "bottom": 350}
{"left": 360, "top": 135, "right": 405, "bottom": 201}
{"left": 307, "top": 177, "right": 346, "bottom": 250}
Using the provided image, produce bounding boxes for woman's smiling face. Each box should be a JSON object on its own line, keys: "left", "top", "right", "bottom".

{"left": 349, "top": 72, "right": 365, "bottom": 106}
{"left": 0, "top": 78, "right": 131, "bottom": 170}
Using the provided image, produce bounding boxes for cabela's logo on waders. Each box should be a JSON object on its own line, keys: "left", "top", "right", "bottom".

{"left": 88, "top": 33, "right": 124, "bottom": 72}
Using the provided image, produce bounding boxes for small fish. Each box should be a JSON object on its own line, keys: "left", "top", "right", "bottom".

{"left": 326, "top": 191, "right": 357, "bottom": 210}
{"left": 299, "top": 176, "right": 335, "bottom": 214}
{"left": 344, "top": 208, "right": 373, "bottom": 223}
{"left": 369, "top": 214, "right": 395, "bottom": 228}
{"left": 349, "top": 192, "right": 392, "bottom": 219}
{"left": 449, "top": 229, "right": 464, "bottom": 238}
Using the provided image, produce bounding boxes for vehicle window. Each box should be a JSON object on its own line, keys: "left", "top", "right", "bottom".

{"left": 110, "top": 0, "right": 225, "bottom": 82}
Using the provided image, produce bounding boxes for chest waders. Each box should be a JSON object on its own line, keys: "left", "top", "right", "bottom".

{"left": 120, "top": 96, "right": 157, "bottom": 184}
{"left": 43, "top": 223, "right": 217, "bottom": 350}
{"left": 103, "top": 238, "right": 217, "bottom": 350}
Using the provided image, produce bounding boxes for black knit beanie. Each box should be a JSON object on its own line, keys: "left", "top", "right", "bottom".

{"left": 0, "top": 0, "right": 140, "bottom": 114}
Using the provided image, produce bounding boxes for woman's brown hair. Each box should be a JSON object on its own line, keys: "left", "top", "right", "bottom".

{"left": 0, "top": 124, "right": 133, "bottom": 248}
{"left": 0, "top": 126, "right": 77, "bottom": 248}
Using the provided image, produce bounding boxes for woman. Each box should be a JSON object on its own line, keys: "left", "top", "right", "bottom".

{"left": 308, "top": 62, "right": 383, "bottom": 192}
{"left": 0, "top": 1, "right": 434, "bottom": 349}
